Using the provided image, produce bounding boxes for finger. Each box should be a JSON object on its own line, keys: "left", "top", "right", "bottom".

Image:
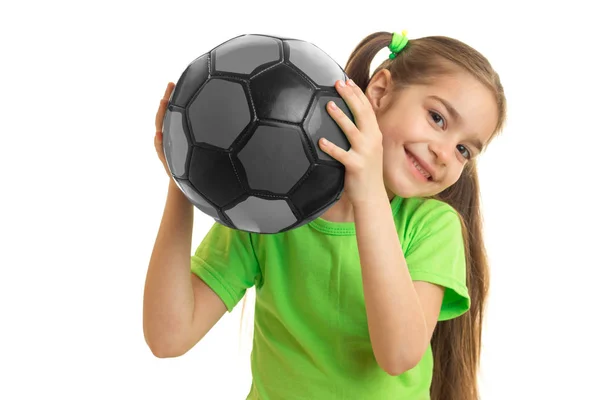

{"left": 155, "top": 107, "right": 165, "bottom": 131}
{"left": 155, "top": 132, "right": 166, "bottom": 157}
{"left": 338, "top": 79, "right": 378, "bottom": 131}
{"left": 155, "top": 83, "right": 175, "bottom": 130}
{"left": 154, "top": 132, "right": 161, "bottom": 151}
{"left": 327, "top": 100, "right": 360, "bottom": 145}
{"left": 346, "top": 79, "right": 371, "bottom": 108}
{"left": 318, "top": 137, "right": 348, "bottom": 165}
{"left": 335, "top": 79, "right": 362, "bottom": 113}
{"left": 155, "top": 101, "right": 169, "bottom": 131}
{"left": 163, "top": 82, "right": 175, "bottom": 99}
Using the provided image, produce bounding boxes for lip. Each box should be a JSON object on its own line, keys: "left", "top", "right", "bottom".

{"left": 406, "top": 150, "right": 435, "bottom": 182}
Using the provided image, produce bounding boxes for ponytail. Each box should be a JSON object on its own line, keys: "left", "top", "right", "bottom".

{"left": 344, "top": 32, "right": 393, "bottom": 90}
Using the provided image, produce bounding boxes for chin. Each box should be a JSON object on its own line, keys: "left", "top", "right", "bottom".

{"left": 386, "top": 177, "right": 422, "bottom": 199}
{"left": 386, "top": 174, "right": 442, "bottom": 199}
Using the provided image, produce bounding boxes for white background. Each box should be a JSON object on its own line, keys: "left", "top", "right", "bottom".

{"left": 1, "top": 0, "right": 598, "bottom": 398}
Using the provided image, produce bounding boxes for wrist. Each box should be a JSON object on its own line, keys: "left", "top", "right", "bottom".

{"left": 168, "top": 178, "right": 179, "bottom": 192}
{"left": 167, "top": 179, "right": 190, "bottom": 203}
{"left": 352, "top": 185, "right": 389, "bottom": 212}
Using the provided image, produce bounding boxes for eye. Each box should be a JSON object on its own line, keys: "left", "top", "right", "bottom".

{"left": 428, "top": 111, "right": 445, "bottom": 129}
{"left": 457, "top": 144, "right": 471, "bottom": 159}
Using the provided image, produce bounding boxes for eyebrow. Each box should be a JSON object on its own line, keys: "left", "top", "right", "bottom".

{"left": 429, "top": 95, "right": 484, "bottom": 153}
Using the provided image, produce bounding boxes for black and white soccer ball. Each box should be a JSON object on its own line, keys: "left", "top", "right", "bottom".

{"left": 162, "top": 34, "right": 353, "bottom": 234}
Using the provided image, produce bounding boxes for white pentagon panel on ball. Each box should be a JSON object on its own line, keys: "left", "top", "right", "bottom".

{"left": 163, "top": 109, "right": 189, "bottom": 178}
{"left": 286, "top": 40, "right": 346, "bottom": 86}
{"left": 225, "top": 196, "right": 297, "bottom": 234}
{"left": 238, "top": 124, "right": 310, "bottom": 194}
{"left": 215, "top": 35, "right": 281, "bottom": 75}
{"left": 188, "top": 79, "right": 251, "bottom": 149}
{"left": 175, "top": 179, "right": 221, "bottom": 221}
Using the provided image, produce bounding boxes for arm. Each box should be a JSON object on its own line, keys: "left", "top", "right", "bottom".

{"left": 354, "top": 189, "right": 444, "bottom": 376}
{"left": 315, "top": 78, "right": 446, "bottom": 375}
{"left": 145, "top": 83, "right": 227, "bottom": 357}
{"left": 143, "top": 181, "right": 227, "bottom": 358}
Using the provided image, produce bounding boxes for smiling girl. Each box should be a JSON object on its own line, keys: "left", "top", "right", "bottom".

{"left": 145, "top": 30, "right": 506, "bottom": 400}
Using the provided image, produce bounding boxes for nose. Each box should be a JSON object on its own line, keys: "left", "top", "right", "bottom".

{"left": 429, "top": 140, "right": 454, "bottom": 165}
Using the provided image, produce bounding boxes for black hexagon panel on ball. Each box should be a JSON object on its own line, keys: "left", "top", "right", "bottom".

{"left": 162, "top": 34, "right": 353, "bottom": 234}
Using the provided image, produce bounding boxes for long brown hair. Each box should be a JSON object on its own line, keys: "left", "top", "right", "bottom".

{"left": 239, "top": 32, "right": 507, "bottom": 400}
{"left": 345, "top": 32, "right": 507, "bottom": 399}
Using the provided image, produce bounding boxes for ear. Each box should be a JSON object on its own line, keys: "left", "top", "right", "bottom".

{"left": 365, "top": 68, "right": 393, "bottom": 113}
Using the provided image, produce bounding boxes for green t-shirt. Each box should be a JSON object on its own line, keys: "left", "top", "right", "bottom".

{"left": 191, "top": 196, "right": 470, "bottom": 400}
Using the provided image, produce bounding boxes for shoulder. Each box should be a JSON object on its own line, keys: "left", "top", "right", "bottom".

{"left": 395, "top": 196, "right": 461, "bottom": 225}
{"left": 394, "top": 197, "right": 464, "bottom": 248}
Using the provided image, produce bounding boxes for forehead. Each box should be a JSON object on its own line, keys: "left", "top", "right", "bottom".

{"left": 418, "top": 73, "right": 498, "bottom": 143}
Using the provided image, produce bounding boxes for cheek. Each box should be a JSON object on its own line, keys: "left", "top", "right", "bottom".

{"left": 384, "top": 114, "right": 425, "bottom": 144}
{"left": 443, "top": 166, "right": 465, "bottom": 187}
{"left": 381, "top": 119, "right": 414, "bottom": 145}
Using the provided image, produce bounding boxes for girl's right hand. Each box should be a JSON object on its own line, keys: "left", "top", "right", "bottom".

{"left": 154, "top": 82, "right": 176, "bottom": 178}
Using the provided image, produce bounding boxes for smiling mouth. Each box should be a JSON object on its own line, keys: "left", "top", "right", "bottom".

{"left": 406, "top": 152, "right": 432, "bottom": 180}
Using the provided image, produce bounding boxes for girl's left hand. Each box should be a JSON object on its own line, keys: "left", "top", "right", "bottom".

{"left": 319, "top": 79, "right": 387, "bottom": 207}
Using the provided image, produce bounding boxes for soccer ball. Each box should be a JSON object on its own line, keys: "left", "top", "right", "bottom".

{"left": 162, "top": 34, "right": 352, "bottom": 234}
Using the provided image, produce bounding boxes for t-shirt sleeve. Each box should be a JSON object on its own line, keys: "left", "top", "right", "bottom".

{"left": 191, "top": 222, "right": 261, "bottom": 313}
{"left": 403, "top": 201, "right": 471, "bottom": 321}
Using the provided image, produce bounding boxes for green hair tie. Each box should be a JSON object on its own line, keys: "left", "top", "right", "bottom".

{"left": 388, "top": 30, "right": 409, "bottom": 59}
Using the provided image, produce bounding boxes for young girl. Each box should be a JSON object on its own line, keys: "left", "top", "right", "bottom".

{"left": 145, "top": 31, "right": 506, "bottom": 400}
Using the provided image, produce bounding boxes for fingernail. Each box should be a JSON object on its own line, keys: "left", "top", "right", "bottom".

{"left": 338, "top": 80, "right": 346, "bottom": 87}
{"left": 329, "top": 101, "right": 338, "bottom": 109}
{"left": 347, "top": 79, "right": 356, "bottom": 86}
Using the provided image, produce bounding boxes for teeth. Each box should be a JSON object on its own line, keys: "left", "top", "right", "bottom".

{"left": 409, "top": 155, "right": 431, "bottom": 178}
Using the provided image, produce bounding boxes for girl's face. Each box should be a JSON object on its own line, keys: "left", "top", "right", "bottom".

{"left": 367, "top": 70, "right": 499, "bottom": 199}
